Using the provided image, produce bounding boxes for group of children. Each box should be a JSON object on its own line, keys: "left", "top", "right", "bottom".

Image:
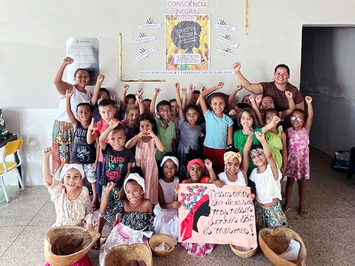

{"left": 44, "top": 57, "right": 314, "bottom": 265}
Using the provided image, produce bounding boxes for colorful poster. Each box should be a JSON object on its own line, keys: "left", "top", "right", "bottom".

{"left": 166, "top": 14, "right": 209, "bottom": 71}
{"left": 178, "top": 184, "right": 257, "bottom": 248}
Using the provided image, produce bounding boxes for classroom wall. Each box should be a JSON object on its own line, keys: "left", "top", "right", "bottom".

{"left": 1, "top": 0, "right": 355, "bottom": 185}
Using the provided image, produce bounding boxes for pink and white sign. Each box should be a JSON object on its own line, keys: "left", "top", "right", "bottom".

{"left": 178, "top": 184, "right": 257, "bottom": 248}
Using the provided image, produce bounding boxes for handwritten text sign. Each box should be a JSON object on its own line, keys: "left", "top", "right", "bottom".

{"left": 135, "top": 46, "right": 157, "bottom": 61}
{"left": 216, "top": 48, "right": 237, "bottom": 60}
{"left": 178, "top": 184, "right": 257, "bottom": 248}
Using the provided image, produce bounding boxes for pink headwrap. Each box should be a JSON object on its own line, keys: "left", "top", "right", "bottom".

{"left": 187, "top": 159, "right": 205, "bottom": 172}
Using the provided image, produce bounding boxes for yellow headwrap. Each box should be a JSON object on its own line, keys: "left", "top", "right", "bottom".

{"left": 224, "top": 151, "right": 242, "bottom": 164}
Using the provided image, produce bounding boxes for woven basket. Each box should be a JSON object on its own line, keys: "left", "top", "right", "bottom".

{"left": 259, "top": 227, "right": 307, "bottom": 266}
{"left": 105, "top": 243, "right": 153, "bottom": 266}
{"left": 44, "top": 226, "right": 100, "bottom": 266}
{"left": 149, "top": 233, "right": 174, "bottom": 257}
{"left": 230, "top": 244, "right": 257, "bottom": 258}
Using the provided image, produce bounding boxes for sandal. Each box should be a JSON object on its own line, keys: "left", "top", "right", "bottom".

{"left": 282, "top": 205, "right": 290, "bottom": 213}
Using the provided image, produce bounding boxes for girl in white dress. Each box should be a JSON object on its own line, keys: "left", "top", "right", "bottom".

{"left": 153, "top": 155, "right": 181, "bottom": 244}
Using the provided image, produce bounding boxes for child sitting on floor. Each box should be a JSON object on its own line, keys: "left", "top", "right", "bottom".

{"left": 99, "top": 171, "right": 154, "bottom": 266}
{"left": 154, "top": 155, "right": 181, "bottom": 244}
{"left": 43, "top": 147, "right": 94, "bottom": 266}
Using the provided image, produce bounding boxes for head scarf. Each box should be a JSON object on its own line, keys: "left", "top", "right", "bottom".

{"left": 187, "top": 159, "right": 205, "bottom": 172}
{"left": 224, "top": 151, "right": 242, "bottom": 164}
{"left": 160, "top": 156, "right": 179, "bottom": 169}
{"left": 60, "top": 164, "right": 85, "bottom": 181}
{"left": 180, "top": 194, "right": 210, "bottom": 241}
{"left": 123, "top": 173, "right": 145, "bottom": 193}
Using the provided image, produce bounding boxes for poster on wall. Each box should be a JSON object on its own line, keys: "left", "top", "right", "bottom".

{"left": 66, "top": 38, "right": 99, "bottom": 85}
{"left": 178, "top": 183, "right": 257, "bottom": 248}
{"left": 166, "top": 14, "right": 209, "bottom": 71}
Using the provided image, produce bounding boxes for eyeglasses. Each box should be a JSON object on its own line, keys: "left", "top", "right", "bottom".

{"left": 290, "top": 116, "right": 303, "bottom": 122}
{"left": 250, "top": 148, "right": 264, "bottom": 159}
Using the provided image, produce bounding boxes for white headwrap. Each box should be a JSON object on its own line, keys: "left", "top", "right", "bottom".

{"left": 60, "top": 164, "right": 85, "bottom": 181}
{"left": 124, "top": 173, "right": 145, "bottom": 193}
{"left": 160, "top": 156, "right": 179, "bottom": 169}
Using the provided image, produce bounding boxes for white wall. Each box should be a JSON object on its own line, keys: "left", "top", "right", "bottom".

{"left": 1, "top": 0, "right": 355, "bottom": 185}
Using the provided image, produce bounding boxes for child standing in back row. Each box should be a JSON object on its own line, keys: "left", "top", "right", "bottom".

{"left": 199, "top": 82, "right": 233, "bottom": 174}
{"left": 150, "top": 88, "right": 176, "bottom": 162}
{"left": 283, "top": 96, "right": 314, "bottom": 216}
{"left": 175, "top": 83, "right": 203, "bottom": 178}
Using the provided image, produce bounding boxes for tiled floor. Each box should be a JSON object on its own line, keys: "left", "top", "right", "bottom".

{"left": 1, "top": 147, "right": 355, "bottom": 266}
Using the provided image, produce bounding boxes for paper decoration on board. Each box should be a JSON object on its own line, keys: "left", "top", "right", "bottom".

{"left": 178, "top": 184, "right": 257, "bottom": 247}
{"left": 217, "top": 35, "right": 239, "bottom": 48}
{"left": 66, "top": 38, "right": 99, "bottom": 85}
{"left": 138, "top": 18, "right": 162, "bottom": 30}
{"left": 133, "top": 33, "right": 156, "bottom": 44}
{"left": 214, "top": 20, "right": 236, "bottom": 32}
{"left": 166, "top": 14, "right": 209, "bottom": 71}
{"left": 216, "top": 48, "right": 237, "bottom": 60}
{"left": 167, "top": 0, "right": 208, "bottom": 20}
{"left": 136, "top": 47, "right": 157, "bottom": 61}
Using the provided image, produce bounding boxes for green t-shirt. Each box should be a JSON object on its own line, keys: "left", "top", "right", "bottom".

{"left": 233, "top": 128, "right": 262, "bottom": 171}
{"left": 155, "top": 117, "right": 176, "bottom": 161}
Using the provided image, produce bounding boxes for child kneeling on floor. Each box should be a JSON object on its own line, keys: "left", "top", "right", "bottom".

{"left": 43, "top": 147, "right": 94, "bottom": 266}
{"left": 99, "top": 171, "right": 154, "bottom": 266}
{"left": 244, "top": 130, "right": 289, "bottom": 231}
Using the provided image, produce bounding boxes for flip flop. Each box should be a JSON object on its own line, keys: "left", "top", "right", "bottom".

{"left": 282, "top": 205, "right": 290, "bottom": 213}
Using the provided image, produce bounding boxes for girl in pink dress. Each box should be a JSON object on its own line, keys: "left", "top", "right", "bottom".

{"left": 283, "top": 96, "right": 314, "bottom": 216}
{"left": 125, "top": 113, "right": 165, "bottom": 204}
